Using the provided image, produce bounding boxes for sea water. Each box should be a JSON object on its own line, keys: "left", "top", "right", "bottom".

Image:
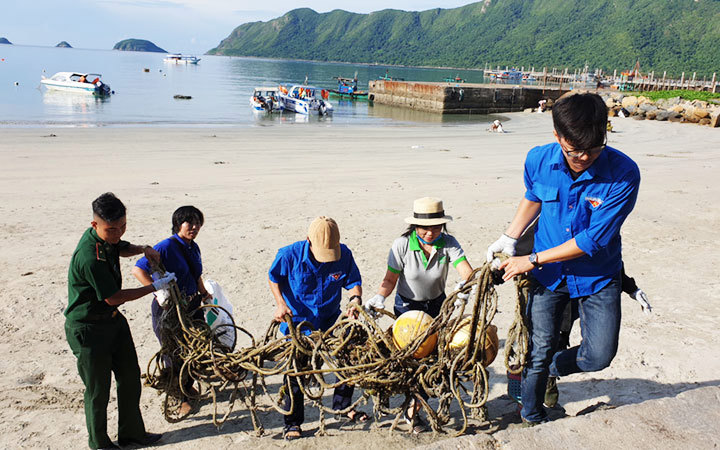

{"left": 0, "top": 45, "right": 495, "bottom": 127}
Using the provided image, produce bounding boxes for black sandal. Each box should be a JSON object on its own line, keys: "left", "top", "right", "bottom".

{"left": 283, "top": 425, "right": 302, "bottom": 440}
{"left": 335, "top": 409, "right": 370, "bottom": 426}
{"left": 346, "top": 409, "right": 370, "bottom": 423}
{"left": 404, "top": 409, "right": 428, "bottom": 434}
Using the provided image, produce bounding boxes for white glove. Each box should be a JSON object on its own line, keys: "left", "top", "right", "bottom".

{"left": 486, "top": 234, "right": 518, "bottom": 268}
{"left": 364, "top": 294, "right": 386, "bottom": 317}
{"left": 152, "top": 272, "right": 176, "bottom": 291}
{"left": 629, "top": 289, "right": 652, "bottom": 314}
{"left": 455, "top": 284, "right": 477, "bottom": 308}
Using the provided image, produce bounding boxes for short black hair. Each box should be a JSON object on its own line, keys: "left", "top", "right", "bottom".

{"left": 172, "top": 206, "right": 204, "bottom": 234}
{"left": 401, "top": 223, "right": 447, "bottom": 237}
{"left": 92, "top": 192, "right": 126, "bottom": 222}
{"left": 552, "top": 93, "right": 607, "bottom": 150}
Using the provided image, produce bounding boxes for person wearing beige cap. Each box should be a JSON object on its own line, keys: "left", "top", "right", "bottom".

{"left": 268, "top": 216, "right": 365, "bottom": 439}
{"left": 364, "top": 197, "right": 473, "bottom": 432}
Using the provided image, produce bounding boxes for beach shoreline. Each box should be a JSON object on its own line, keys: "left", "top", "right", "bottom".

{"left": 1, "top": 113, "right": 719, "bottom": 448}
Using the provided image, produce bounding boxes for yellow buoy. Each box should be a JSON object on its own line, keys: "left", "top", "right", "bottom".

{"left": 392, "top": 310, "right": 438, "bottom": 359}
{"left": 449, "top": 317, "right": 499, "bottom": 367}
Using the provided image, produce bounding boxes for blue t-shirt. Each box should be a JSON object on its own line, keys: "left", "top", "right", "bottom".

{"left": 136, "top": 234, "right": 202, "bottom": 297}
{"left": 268, "top": 240, "right": 361, "bottom": 334}
{"left": 524, "top": 143, "right": 640, "bottom": 297}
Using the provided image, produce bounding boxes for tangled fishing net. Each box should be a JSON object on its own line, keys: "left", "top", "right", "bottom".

{"left": 143, "top": 257, "right": 531, "bottom": 436}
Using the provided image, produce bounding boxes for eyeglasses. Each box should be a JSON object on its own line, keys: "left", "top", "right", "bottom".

{"left": 561, "top": 137, "right": 607, "bottom": 158}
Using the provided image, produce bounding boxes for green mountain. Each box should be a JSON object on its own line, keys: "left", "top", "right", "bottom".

{"left": 207, "top": 0, "right": 720, "bottom": 77}
{"left": 0, "top": 37, "right": 12, "bottom": 45}
{"left": 113, "top": 39, "right": 166, "bottom": 53}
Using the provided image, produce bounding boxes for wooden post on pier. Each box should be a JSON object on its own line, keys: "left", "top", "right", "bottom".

{"left": 662, "top": 71, "right": 667, "bottom": 91}
{"left": 542, "top": 67, "right": 548, "bottom": 94}
{"left": 712, "top": 73, "right": 717, "bottom": 93}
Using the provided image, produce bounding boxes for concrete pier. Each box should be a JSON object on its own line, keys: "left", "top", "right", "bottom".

{"left": 368, "top": 80, "right": 570, "bottom": 114}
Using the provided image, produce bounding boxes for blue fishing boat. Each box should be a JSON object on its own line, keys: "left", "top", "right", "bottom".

{"left": 329, "top": 74, "right": 368, "bottom": 100}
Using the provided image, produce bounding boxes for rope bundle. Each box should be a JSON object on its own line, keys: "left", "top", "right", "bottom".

{"left": 143, "top": 260, "right": 530, "bottom": 436}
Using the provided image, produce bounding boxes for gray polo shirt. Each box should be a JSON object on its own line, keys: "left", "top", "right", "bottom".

{"left": 387, "top": 230, "right": 466, "bottom": 301}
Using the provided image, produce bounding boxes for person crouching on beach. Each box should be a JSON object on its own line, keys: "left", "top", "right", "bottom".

{"left": 489, "top": 119, "right": 505, "bottom": 133}
{"left": 486, "top": 92, "right": 640, "bottom": 426}
{"left": 364, "top": 197, "right": 473, "bottom": 433}
{"left": 132, "top": 205, "right": 212, "bottom": 417}
{"left": 268, "top": 216, "right": 367, "bottom": 440}
{"left": 66, "top": 193, "right": 172, "bottom": 449}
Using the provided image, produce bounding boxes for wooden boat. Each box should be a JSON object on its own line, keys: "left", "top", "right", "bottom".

{"left": 329, "top": 75, "right": 368, "bottom": 100}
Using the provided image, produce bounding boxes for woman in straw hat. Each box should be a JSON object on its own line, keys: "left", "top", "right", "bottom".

{"left": 364, "top": 197, "right": 474, "bottom": 432}
{"left": 365, "top": 197, "right": 473, "bottom": 319}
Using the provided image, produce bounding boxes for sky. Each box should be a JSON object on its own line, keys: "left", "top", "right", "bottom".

{"left": 1, "top": 0, "right": 477, "bottom": 54}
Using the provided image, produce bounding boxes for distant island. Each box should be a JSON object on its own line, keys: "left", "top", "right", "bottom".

{"left": 207, "top": 1, "right": 720, "bottom": 76}
{"left": 113, "top": 39, "right": 166, "bottom": 53}
{"left": 0, "top": 37, "right": 12, "bottom": 45}
{"left": 56, "top": 41, "right": 72, "bottom": 48}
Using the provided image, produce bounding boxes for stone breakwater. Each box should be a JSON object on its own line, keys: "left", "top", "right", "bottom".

{"left": 601, "top": 93, "right": 720, "bottom": 127}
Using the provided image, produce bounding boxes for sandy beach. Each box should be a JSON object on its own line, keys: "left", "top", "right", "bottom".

{"left": 2, "top": 113, "right": 719, "bottom": 448}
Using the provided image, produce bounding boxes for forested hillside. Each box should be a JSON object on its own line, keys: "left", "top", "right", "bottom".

{"left": 207, "top": 0, "right": 720, "bottom": 76}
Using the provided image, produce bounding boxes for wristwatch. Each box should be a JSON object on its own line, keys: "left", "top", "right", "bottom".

{"left": 529, "top": 252, "right": 542, "bottom": 269}
{"left": 349, "top": 295, "right": 362, "bottom": 305}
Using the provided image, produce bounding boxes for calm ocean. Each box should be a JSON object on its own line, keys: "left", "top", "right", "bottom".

{"left": 0, "top": 45, "right": 494, "bottom": 127}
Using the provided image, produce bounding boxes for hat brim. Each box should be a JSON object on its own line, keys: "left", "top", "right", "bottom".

{"left": 404, "top": 215, "right": 453, "bottom": 226}
{"left": 313, "top": 246, "right": 341, "bottom": 263}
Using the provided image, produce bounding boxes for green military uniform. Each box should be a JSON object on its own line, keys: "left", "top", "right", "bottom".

{"left": 66, "top": 228, "right": 147, "bottom": 449}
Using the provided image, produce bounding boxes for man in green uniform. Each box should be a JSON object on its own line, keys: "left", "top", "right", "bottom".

{"left": 66, "top": 192, "right": 175, "bottom": 449}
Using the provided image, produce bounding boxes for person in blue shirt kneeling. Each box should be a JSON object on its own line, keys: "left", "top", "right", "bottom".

{"left": 486, "top": 92, "right": 641, "bottom": 426}
{"left": 268, "top": 216, "right": 365, "bottom": 440}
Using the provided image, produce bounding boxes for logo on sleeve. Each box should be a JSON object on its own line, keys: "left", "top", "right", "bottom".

{"left": 329, "top": 272, "right": 342, "bottom": 281}
{"left": 585, "top": 196, "right": 603, "bottom": 208}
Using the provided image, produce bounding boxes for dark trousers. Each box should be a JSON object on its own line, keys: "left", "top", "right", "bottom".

{"left": 65, "top": 315, "right": 146, "bottom": 449}
{"left": 150, "top": 293, "right": 204, "bottom": 341}
{"left": 521, "top": 276, "right": 622, "bottom": 423}
{"left": 393, "top": 292, "right": 446, "bottom": 319}
{"left": 283, "top": 369, "right": 355, "bottom": 428}
{"left": 151, "top": 296, "right": 204, "bottom": 397}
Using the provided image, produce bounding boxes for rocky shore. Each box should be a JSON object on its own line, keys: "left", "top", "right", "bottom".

{"left": 602, "top": 92, "right": 720, "bottom": 127}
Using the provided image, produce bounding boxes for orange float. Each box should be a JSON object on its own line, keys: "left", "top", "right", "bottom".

{"left": 449, "top": 317, "right": 499, "bottom": 367}
{"left": 392, "top": 310, "right": 438, "bottom": 359}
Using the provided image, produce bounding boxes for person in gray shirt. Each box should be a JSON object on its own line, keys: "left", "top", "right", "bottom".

{"left": 364, "top": 197, "right": 474, "bottom": 432}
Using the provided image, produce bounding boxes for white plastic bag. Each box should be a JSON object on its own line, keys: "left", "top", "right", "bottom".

{"left": 203, "top": 279, "right": 236, "bottom": 350}
{"left": 151, "top": 271, "right": 171, "bottom": 307}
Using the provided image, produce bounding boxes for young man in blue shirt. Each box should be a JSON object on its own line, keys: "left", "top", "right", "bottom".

{"left": 486, "top": 93, "right": 641, "bottom": 425}
{"left": 268, "top": 216, "right": 363, "bottom": 439}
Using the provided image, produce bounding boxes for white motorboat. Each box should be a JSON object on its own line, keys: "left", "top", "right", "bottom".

{"left": 163, "top": 53, "right": 200, "bottom": 64}
{"left": 250, "top": 87, "right": 283, "bottom": 112}
{"left": 277, "top": 85, "right": 333, "bottom": 115}
{"left": 40, "top": 72, "right": 112, "bottom": 96}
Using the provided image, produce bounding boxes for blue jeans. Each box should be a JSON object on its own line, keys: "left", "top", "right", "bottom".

{"left": 521, "top": 275, "right": 622, "bottom": 423}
